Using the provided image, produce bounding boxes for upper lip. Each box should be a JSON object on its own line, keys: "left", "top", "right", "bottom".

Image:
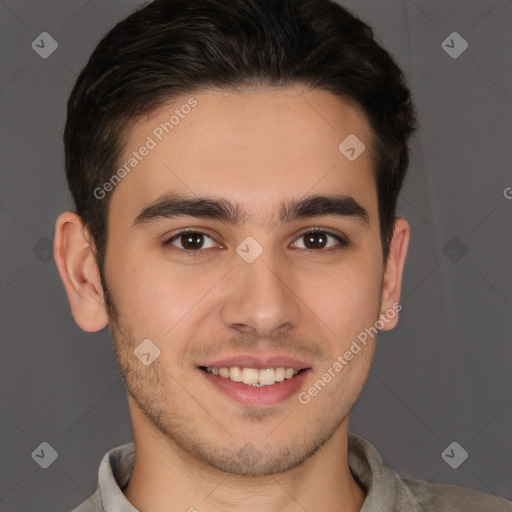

{"left": 201, "top": 355, "right": 312, "bottom": 370}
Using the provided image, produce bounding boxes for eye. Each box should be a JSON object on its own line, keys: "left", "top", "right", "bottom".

{"left": 291, "top": 228, "right": 347, "bottom": 252}
{"left": 164, "top": 230, "right": 219, "bottom": 253}
{"left": 163, "top": 228, "right": 347, "bottom": 256}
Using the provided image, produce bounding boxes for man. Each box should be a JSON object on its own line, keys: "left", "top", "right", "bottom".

{"left": 54, "top": 0, "right": 512, "bottom": 510}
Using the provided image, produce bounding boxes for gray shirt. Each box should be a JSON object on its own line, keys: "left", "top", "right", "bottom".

{"left": 70, "top": 432, "right": 512, "bottom": 512}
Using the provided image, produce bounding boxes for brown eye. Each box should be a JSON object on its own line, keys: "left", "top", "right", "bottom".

{"left": 165, "top": 231, "right": 217, "bottom": 251}
{"left": 292, "top": 229, "right": 347, "bottom": 251}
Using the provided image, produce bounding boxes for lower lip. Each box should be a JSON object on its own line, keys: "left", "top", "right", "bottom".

{"left": 199, "top": 368, "right": 311, "bottom": 406}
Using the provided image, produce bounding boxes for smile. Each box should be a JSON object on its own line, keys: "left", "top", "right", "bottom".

{"left": 201, "top": 366, "right": 303, "bottom": 386}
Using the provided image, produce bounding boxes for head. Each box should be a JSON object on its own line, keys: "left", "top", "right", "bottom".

{"left": 55, "top": 0, "right": 416, "bottom": 477}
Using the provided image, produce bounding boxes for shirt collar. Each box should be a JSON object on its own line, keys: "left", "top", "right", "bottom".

{"left": 96, "top": 432, "right": 413, "bottom": 511}
{"left": 348, "top": 433, "right": 422, "bottom": 511}
{"left": 97, "top": 441, "right": 138, "bottom": 511}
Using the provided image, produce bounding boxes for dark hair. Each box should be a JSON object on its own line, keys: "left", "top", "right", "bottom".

{"left": 64, "top": 0, "right": 417, "bottom": 272}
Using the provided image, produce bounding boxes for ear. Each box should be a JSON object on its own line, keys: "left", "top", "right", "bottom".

{"left": 379, "top": 217, "right": 410, "bottom": 330}
{"left": 53, "top": 211, "right": 109, "bottom": 332}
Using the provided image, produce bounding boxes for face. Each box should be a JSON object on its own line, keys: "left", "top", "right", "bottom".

{"left": 71, "top": 87, "right": 407, "bottom": 476}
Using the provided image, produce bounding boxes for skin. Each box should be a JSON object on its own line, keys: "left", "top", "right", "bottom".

{"left": 54, "top": 87, "right": 409, "bottom": 512}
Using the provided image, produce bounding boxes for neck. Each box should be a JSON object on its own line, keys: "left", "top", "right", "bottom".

{"left": 123, "top": 409, "right": 366, "bottom": 512}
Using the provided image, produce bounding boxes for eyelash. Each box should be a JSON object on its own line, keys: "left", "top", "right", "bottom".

{"left": 163, "top": 228, "right": 348, "bottom": 257}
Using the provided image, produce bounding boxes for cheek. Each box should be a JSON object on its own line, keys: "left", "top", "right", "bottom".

{"left": 310, "top": 255, "right": 382, "bottom": 347}
{"left": 104, "top": 245, "right": 172, "bottom": 338}
{"left": 106, "top": 246, "right": 220, "bottom": 343}
{"left": 106, "top": 229, "right": 383, "bottom": 348}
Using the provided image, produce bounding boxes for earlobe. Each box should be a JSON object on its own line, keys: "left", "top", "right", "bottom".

{"left": 53, "top": 211, "right": 109, "bottom": 332}
{"left": 379, "top": 217, "right": 410, "bottom": 331}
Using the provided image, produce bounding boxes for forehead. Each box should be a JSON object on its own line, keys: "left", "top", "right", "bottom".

{"left": 108, "top": 87, "right": 377, "bottom": 226}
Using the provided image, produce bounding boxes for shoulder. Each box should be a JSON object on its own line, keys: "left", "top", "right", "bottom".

{"left": 348, "top": 432, "right": 511, "bottom": 512}
{"left": 401, "top": 475, "right": 512, "bottom": 512}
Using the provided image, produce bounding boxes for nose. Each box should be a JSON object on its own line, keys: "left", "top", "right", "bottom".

{"left": 219, "top": 247, "right": 300, "bottom": 338}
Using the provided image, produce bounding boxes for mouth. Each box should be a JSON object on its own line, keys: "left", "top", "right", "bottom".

{"left": 197, "top": 356, "right": 312, "bottom": 406}
{"left": 199, "top": 366, "right": 307, "bottom": 386}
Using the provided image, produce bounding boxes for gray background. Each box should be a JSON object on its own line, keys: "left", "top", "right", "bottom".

{"left": 1, "top": 0, "right": 511, "bottom": 510}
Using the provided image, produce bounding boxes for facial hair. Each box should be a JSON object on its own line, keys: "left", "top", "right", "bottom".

{"left": 99, "top": 268, "right": 376, "bottom": 477}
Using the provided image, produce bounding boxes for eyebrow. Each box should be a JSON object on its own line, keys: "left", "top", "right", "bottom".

{"left": 132, "top": 192, "right": 370, "bottom": 228}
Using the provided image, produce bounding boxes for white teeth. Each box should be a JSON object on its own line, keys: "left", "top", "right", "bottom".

{"left": 241, "top": 368, "right": 259, "bottom": 385}
{"left": 205, "top": 366, "right": 301, "bottom": 386}
{"left": 284, "top": 368, "right": 295, "bottom": 379}
{"left": 259, "top": 368, "right": 276, "bottom": 385}
{"left": 229, "top": 367, "right": 243, "bottom": 382}
{"left": 274, "top": 367, "right": 285, "bottom": 382}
